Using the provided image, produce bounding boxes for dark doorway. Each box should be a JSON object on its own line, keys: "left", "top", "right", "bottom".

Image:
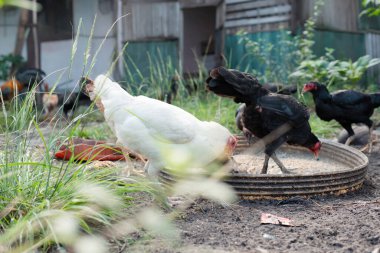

{"left": 182, "top": 6, "right": 217, "bottom": 74}
{"left": 37, "top": 0, "right": 73, "bottom": 41}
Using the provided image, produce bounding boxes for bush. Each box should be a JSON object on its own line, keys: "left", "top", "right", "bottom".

{"left": 0, "top": 54, "right": 24, "bottom": 80}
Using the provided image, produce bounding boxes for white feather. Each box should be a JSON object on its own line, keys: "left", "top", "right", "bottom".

{"left": 94, "top": 75, "right": 234, "bottom": 175}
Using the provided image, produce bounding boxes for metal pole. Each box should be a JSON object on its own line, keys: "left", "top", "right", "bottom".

{"left": 116, "top": 0, "right": 124, "bottom": 78}
{"left": 32, "top": 0, "right": 40, "bottom": 68}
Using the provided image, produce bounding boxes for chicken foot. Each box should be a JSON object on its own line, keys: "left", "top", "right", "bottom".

{"left": 344, "top": 135, "right": 355, "bottom": 146}
{"left": 120, "top": 146, "right": 145, "bottom": 177}
{"left": 261, "top": 153, "right": 292, "bottom": 174}
{"left": 360, "top": 125, "right": 378, "bottom": 153}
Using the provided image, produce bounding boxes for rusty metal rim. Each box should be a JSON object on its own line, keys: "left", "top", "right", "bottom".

{"left": 238, "top": 184, "right": 364, "bottom": 200}
{"left": 235, "top": 181, "right": 365, "bottom": 196}
{"left": 159, "top": 167, "right": 366, "bottom": 185}
{"left": 158, "top": 138, "right": 368, "bottom": 200}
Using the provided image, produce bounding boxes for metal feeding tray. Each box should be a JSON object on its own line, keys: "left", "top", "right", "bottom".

{"left": 159, "top": 135, "right": 369, "bottom": 200}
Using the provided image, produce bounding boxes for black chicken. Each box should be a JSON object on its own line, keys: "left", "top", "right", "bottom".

{"left": 42, "top": 79, "right": 92, "bottom": 119}
{"left": 16, "top": 68, "right": 47, "bottom": 91}
{"left": 303, "top": 82, "right": 380, "bottom": 152}
{"left": 206, "top": 67, "right": 321, "bottom": 174}
{"left": 263, "top": 83, "right": 298, "bottom": 95}
{"left": 235, "top": 84, "right": 297, "bottom": 142}
{"left": 235, "top": 104, "right": 252, "bottom": 142}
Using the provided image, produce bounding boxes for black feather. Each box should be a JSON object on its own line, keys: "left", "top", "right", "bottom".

{"left": 305, "top": 82, "right": 379, "bottom": 137}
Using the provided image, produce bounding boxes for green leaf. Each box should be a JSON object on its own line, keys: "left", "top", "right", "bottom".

{"left": 362, "top": 0, "right": 371, "bottom": 7}
{"left": 369, "top": 8, "right": 380, "bottom": 16}
{"left": 367, "top": 58, "right": 380, "bottom": 68}
{"left": 0, "top": 0, "right": 41, "bottom": 10}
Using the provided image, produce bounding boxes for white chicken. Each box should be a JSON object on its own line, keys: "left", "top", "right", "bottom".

{"left": 85, "top": 75, "right": 237, "bottom": 176}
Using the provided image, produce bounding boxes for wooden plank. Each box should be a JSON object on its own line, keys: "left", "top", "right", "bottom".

{"left": 227, "top": 4, "right": 291, "bottom": 20}
{"left": 226, "top": 0, "right": 252, "bottom": 4}
{"left": 216, "top": 1, "right": 225, "bottom": 29}
{"left": 127, "top": 0, "right": 177, "bottom": 3}
{"left": 227, "top": 0, "right": 289, "bottom": 13}
{"left": 290, "top": 0, "right": 300, "bottom": 34}
{"left": 300, "top": 0, "right": 360, "bottom": 32}
{"left": 125, "top": 1, "right": 180, "bottom": 41}
{"left": 180, "top": 0, "right": 222, "bottom": 8}
{"left": 225, "top": 14, "right": 291, "bottom": 28}
{"left": 317, "top": 0, "right": 359, "bottom": 32}
{"left": 226, "top": 20, "right": 290, "bottom": 34}
{"left": 123, "top": 1, "right": 134, "bottom": 41}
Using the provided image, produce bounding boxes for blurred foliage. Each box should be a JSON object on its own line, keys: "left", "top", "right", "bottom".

{"left": 0, "top": 0, "right": 40, "bottom": 10}
{"left": 236, "top": 30, "right": 298, "bottom": 84}
{"left": 0, "top": 54, "right": 24, "bottom": 80}
{"left": 290, "top": 54, "right": 380, "bottom": 89}
{"left": 236, "top": 0, "right": 380, "bottom": 90}
{"left": 235, "top": 0, "right": 324, "bottom": 84}
{"left": 289, "top": 0, "right": 380, "bottom": 88}
{"left": 360, "top": 0, "right": 380, "bottom": 17}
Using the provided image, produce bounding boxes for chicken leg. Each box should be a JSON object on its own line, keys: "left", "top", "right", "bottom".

{"left": 342, "top": 123, "right": 355, "bottom": 146}
{"left": 243, "top": 127, "right": 254, "bottom": 145}
{"left": 344, "top": 135, "right": 355, "bottom": 146}
{"left": 360, "top": 125, "right": 379, "bottom": 153}
{"left": 261, "top": 153, "right": 292, "bottom": 174}
{"left": 120, "top": 146, "right": 145, "bottom": 177}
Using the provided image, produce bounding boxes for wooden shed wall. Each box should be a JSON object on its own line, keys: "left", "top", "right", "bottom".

{"left": 0, "top": 8, "right": 21, "bottom": 56}
{"left": 299, "top": 0, "right": 360, "bottom": 32}
{"left": 225, "top": 0, "right": 292, "bottom": 34}
{"left": 123, "top": 0, "right": 180, "bottom": 41}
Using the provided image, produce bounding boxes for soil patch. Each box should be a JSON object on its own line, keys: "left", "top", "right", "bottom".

{"left": 172, "top": 151, "right": 380, "bottom": 253}
{"left": 24, "top": 126, "right": 380, "bottom": 252}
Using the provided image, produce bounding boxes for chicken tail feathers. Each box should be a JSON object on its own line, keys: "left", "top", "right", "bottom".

{"left": 370, "top": 93, "right": 380, "bottom": 108}
{"left": 217, "top": 67, "right": 261, "bottom": 94}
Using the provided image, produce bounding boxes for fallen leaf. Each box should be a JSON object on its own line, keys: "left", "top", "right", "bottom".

{"left": 260, "top": 213, "right": 298, "bottom": 227}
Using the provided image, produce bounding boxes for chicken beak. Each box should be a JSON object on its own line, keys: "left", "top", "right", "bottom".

{"left": 311, "top": 141, "right": 322, "bottom": 161}
{"left": 314, "top": 150, "right": 320, "bottom": 161}
{"left": 225, "top": 136, "right": 237, "bottom": 158}
{"left": 302, "top": 83, "right": 315, "bottom": 93}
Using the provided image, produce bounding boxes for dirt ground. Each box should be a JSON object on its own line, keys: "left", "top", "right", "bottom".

{"left": 124, "top": 147, "right": 380, "bottom": 253}
{"left": 27, "top": 125, "right": 380, "bottom": 253}
{"left": 170, "top": 152, "right": 380, "bottom": 253}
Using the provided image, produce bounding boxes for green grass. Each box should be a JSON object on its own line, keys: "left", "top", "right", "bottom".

{"left": 308, "top": 113, "right": 341, "bottom": 139}
{"left": 173, "top": 93, "right": 238, "bottom": 134}
{"left": 0, "top": 88, "right": 152, "bottom": 252}
{"left": 0, "top": 19, "right": 156, "bottom": 252}
{"left": 71, "top": 121, "right": 113, "bottom": 140}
